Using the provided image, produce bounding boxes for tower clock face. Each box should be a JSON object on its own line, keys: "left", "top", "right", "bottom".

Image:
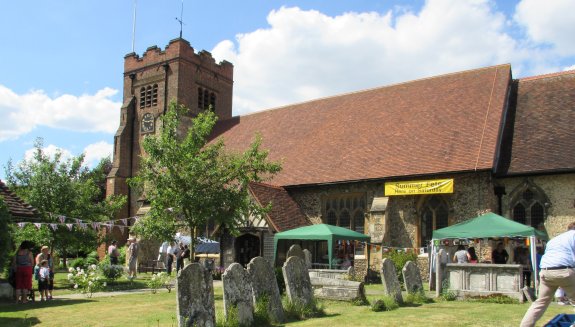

{"left": 141, "top": 113, "right": 155, "bottom": 133}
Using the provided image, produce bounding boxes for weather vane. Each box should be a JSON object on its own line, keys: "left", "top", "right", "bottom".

{"left": 176, "top": 0, "right": 185, "bottom": 39}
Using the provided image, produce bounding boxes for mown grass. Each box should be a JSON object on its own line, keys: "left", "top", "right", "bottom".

{"left": 0, "top": 281, "right": 570, "bottom": 327}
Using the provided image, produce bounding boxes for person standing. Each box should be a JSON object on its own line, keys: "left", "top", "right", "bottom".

{"left": 12, "top": 241, "right": 34, "bottom": 304}
{"left": 37, "top": 260, "right": 50, "bottom": 301}
{"left": 453, "top": 245, "right": 469, "bottom": 263}
{"left": 35, "top": 245, "right": 54, "bottom": 300}
{"left": 492, "top": 242, "right": 509, "bottom": 264}
{"left": 108, "top": 240, "right": 120, "bottom": 265}
{"left": 127, "top": 236, "right": 138, "bottom": 279}
{"left": 166, "top": 242, "right": 176, "bottom": 275}
{"left": 520, "top": 222, "right": 575, "bottom": 327}
{"left": 467, "top": 247, "right": 479, "bottom": 263}
{"left": 175, "top": 243, "right": 184, "bottom": 273}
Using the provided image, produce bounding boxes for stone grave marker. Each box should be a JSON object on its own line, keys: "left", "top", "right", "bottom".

{"left": 402, "top": 261, "right": 423, "bottom": 294}
{"left": 287, "top": 244, "right": 305, "bottom": 261}
{"left": 381, "top": 258, "right": 403, "bottom": 304}
{"left": 303, "top": 249, "right": 313, "bottom": 269}
{"left": 223, "top": 263, "right": 254, "bottom": 326}
{"left": 247, "top": 257, "right": 285, "bottom": 323}
{"left": 176, "top": 263, "right": 215, "bottom": 327}
{"left": 283, "top": 256, "right": 313, "bottom": 307}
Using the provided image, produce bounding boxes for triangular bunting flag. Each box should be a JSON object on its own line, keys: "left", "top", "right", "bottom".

{"left": 66, "top": 223, "right": 73, "bottom": 231}
{"left": 91, "top": 222, "right": 99, "bottom": 230}
{"left": 50, "top": 223, "right": 58, "bottom": 231}
{"left": 34, "top": 223, "right": 42, "bottom": 229}
{"left": 118, "top": 225, "right": 125, "bottom": 233}
{"left": 59, "top": 215, "right": 66, "bottom": 223}
{"left": 17, "top": 222, "right": 26, "bottom": 228}
{"left": 121, "top": 218, "right": 127, "bottom": 225}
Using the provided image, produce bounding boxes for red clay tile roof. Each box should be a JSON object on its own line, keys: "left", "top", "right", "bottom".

{"left": 0, "top": 180, "right": 38, "bottom": 220}
{"left": 248, "top": 182, "right": 310, "bottom": 232}
{"left": 497, "top": 70, "right": 575, "bottom": 175}
{"left": 212, "top": 64, "right": 512, "bottom": 186}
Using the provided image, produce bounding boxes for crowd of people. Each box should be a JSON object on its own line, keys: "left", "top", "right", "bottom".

{"left": 160, "top": 241, "right": 191, "bottom": 275}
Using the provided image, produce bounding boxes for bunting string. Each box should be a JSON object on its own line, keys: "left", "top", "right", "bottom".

{"left": 12, "top": 213, "right": 142, "bottom": 233}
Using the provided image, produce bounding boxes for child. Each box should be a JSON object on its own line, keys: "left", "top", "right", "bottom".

{"left": 38, "top": 260, "right": 50, "bottom": 301}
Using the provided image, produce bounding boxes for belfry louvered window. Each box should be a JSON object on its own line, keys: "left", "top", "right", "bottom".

{"left": 197, "top": 86, "right": 216, "bottom": 111}
{"left": 140, "top": 84, "right": 158, "bottom": 109}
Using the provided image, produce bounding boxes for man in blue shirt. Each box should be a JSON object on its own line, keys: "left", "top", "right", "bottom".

{"left": 520, "top": 222, "right": 575, "bottom": 327}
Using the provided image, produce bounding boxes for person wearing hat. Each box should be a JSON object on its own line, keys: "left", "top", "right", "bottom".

{"left": 127, "top": 236, "right": 138, "bottom": 279}
{"left": 35, "top": 245, "right": 54, "bottom": 300}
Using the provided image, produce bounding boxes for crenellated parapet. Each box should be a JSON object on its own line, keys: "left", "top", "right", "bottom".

{"left": 124, "top": 38, "right": 233, "bottom": 81}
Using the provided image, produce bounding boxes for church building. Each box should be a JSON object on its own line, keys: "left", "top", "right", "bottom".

{"left": 106, "top": 38, "right": 575, "bottom": 275}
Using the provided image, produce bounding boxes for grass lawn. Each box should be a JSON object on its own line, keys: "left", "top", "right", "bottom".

{"left": 0, "top": 278, "right": 571, "bottom": 326}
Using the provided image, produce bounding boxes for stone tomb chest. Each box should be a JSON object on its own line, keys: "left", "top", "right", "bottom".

{"left": 445, "top": 263, "right": 523, "bottom": 302}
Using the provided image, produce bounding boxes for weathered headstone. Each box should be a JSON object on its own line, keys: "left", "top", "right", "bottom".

{"left": 310, "top": 276, "right": 367, "bottom": 302}
{"left": 303, "top": 249, "right": 313, "bottom": 269}
{"left": 247, "top": 257, "right": 285, "bottom": 323}
{"left": 287, "top": 244, "right": 305, "bottom": 262}
{"left": 223, "top": 263, "right": 254, "bottom": 326}
{"left": 402, "top": 261, "right": 423, "bottom": 294}
{"left": 381, "top": 258, "right": 403, "bottom": 303}
{"left": 283, "top": 256, "right": 313, "bottom": 307}
{"left": 435, "top": 249, "right": 446, "bottom": 297}
{"left": 177, "top": 263, "right": 215, "bottom": 327}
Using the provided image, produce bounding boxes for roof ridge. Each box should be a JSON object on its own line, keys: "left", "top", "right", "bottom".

{"left": 249, "top": 181, "right": 285, "bottom": 190}
{"left": 519, "top": 69, "right": 575, "bottom": 82}
{"left": 222, "top": 63, "right": 512, "bottom": 121}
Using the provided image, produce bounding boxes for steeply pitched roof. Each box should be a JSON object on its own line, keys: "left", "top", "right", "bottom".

{"left": 248, "top": 182, "right": 310, "bottom": 232}
{"left": 0, "top": 180, "right": 38, "bottom": 221}
{"left": 497, "top": 70, "right": 575, "bottom": 175}
{"left": 211, "top": 64, "right": 512, "bottom": 187}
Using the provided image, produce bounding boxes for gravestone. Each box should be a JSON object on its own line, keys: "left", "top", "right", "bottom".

{"left": 303, "top": 249, "right": 313, "bottom": 269}
{"left": 176, "top": 263, "right": 215, "bottom": 327}
{"left": 287, "top": 244, "right": 305, "bottom": 261}
{"left": 381, "top": 258, "right": 403, "bottom": 303}
{"left": 402, "top": 261, "right": 423, "bottom": 294}
{"left": 247, "top": 257, "right": 285, "bottom": 323}
{"left": 223, "top": 263, "right": 254, "bottom": 326}
{"left": 283, "top": 256, "right": 313, "bottom": 306}
{"left": 435, "top": 249, "right": 446, "bottom": 297}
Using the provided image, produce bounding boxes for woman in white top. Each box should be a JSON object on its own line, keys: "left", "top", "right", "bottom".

{"left": 453, "top": 245, "right": 470, "bottom": 263}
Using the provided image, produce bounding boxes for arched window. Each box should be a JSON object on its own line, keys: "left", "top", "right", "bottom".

{"left": 419, "top": 195, "right": 449, "bottom": 248}
{"left": 322, "top": 193, "right": 366, "bottom": 231}
{"left": 197, "top": 87, "right": 217, "bottom": 111}
{"left": 509, "top": 180, "right": 549, "bottom": 229}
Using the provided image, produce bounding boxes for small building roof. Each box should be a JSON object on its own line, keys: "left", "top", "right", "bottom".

{"left": 248, "top": 182, "right": 310, "bottom": 232}
{"left": 0, "top": 180, "right": 38, "bottom": 221}
{"left": 212, "top": 64, "right": 512, "bottom": 187}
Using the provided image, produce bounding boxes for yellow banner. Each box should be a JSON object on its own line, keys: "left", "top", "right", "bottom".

{"left": 385, "top": 179, "right": 454, "bottom": 196}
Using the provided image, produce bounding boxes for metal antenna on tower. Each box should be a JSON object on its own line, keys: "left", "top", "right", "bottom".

{"left": 175, "top": 0, "right": 185, "bottom": 38}
{"left": 131, "top": 0, "right": 138, "bottom": 52}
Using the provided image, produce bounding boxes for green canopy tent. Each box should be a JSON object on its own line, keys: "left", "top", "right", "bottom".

{"left": 431, "top": 212, "right": 548, "bottom": 294}
{"left": 274, "top": 224, "right": 371, "bottom": 269}
{"left": 432, "top": 212, "right": 548, "bottom": 240}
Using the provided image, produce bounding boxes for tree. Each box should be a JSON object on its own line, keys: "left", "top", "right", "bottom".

{"left": 5, "top": 139, "right": 126, "bottom": 265}
{"left": 129, "top": 102, "right": 281, "bottom": 259}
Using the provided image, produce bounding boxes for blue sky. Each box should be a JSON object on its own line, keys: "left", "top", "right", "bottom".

{"left": 1, "top": 0, "right": 574, "bottom": 179}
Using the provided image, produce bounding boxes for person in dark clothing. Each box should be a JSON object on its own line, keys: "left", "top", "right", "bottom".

{"left": 492, "top": 242, "right": 509, "bottom": 264}
{"left": 175, "top": 243, "right": 184, "bottom": 272}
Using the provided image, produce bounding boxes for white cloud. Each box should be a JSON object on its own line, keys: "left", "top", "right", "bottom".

{"left": 24, "top": 144, "right": 72, "bottom": 162}
{"left": 564, "top": 65, "right": 575, "bottom": 71}
{"left": 514, "top": 0, "right": 575, "bottom": 56}
{"left": 211, "top": 0, "right": 574, "bottom": 115}
{"left": 23, "top": 141, "right": 112, "bottom": 169}
{"left": 83, "top": 141, "right": 113, "bottom": 167}
{"left": 0, "top": 85, "right": 120, "bottom": 142}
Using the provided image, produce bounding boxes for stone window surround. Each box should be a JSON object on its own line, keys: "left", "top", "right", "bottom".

{"left": 508, "top": 179, "right": 550, "bottom": 228}
{"left": 416, "top": 194, "right": 450, "bottom": 249}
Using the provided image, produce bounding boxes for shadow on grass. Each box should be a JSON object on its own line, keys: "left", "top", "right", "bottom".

{"left": 0, "top": 298, "right": 92, "bottom": 313}
{"left": 400, "top": 302, "right": 423, "bottom": 308}
{"left": 0, "top": 316, "right": 41, "bottom": 327}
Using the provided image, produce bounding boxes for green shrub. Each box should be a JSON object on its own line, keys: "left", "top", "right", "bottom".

{"left": 70, "top": 258, "right": 86, "bottom": 269}
{"left": 282, "top": 297, "right": 325, "bottom": 320}
{"left": 370, "top": 295, "right": 399, "bottom": 312}
{"left": 99, "top": 263, "right": 124, "bottom": 281}
{"left": 404, "top": 291, "right": 433, "bottom": 304}
{"left": 382, "top": 249, "right": 417, "bottom": 287}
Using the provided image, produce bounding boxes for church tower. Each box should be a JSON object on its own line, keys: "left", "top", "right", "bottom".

{"left": 106, "top": 38, "right": 234, "bottom": 224}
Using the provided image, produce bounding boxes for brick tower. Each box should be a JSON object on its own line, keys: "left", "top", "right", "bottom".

{"left": 105, "top": 38, "right": 234, "bottom": 243}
